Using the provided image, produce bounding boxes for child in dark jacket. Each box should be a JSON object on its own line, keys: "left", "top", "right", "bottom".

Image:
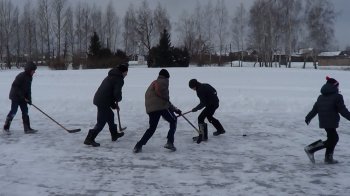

{"left": 189, "top": 79, "right": 225, "bottom": 143}
{"left": 3, "top": 62, "right": 38, "bottom": 134}
{"left": 305, "top": 76, "right": 350, "bottom": 164}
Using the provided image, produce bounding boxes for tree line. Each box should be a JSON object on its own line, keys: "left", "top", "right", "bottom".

{"left": 0, "top": 0, "right": 337, "bottom": 69}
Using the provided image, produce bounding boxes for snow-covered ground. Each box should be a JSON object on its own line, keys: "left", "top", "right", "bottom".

{"left": 1, "top": 65, "right": 350, "bottom": 195}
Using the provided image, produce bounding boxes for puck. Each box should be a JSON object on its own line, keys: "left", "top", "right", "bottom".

{"left": 242, "top": 134, "right": 247, "bottom": 136}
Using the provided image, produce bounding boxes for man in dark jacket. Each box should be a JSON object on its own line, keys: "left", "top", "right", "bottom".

{"left": 133, "top": 69, "right": 182, "bottom": 153}
{"left": 84, "top": 63, "right": 128, "bottom": 147}
{"left": 189, "top": 79, "right": 225, "bottom": 142}
{"left": 305, "top": 76, "right": 350, "bottom": 164}
{"left": 3, "top": 62, "right": 38, "bottom": 134}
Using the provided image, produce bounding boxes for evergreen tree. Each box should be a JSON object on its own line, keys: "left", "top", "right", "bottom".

{"left": 157, "top": 29, "right": 172, "bottom": 67}
{"left": 88, "top": 32, "right": 102, "bottom": 58}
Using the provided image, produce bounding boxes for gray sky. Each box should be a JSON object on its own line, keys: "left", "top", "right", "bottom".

{"left": 14, "top": 0, "right": 350, "bottom": 50}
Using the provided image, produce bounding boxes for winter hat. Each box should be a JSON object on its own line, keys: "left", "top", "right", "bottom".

{"left": 118, "top": 63, "right": 129, "bottom": 73}
{"left": 189, "top": 79, "right": 198, "bottom": 89}
{"left": 25, "top": 61, "right": 37, "bottom": 72}
{"left": 159, "top": 69, "right": 170, "bottom": 78}
{"left": 326, "top": 76, "right": 339, "bottom": 86}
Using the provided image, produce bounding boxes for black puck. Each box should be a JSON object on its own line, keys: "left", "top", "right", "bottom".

{"left": 243, "top": 134, "right": 247, "bottom": 136}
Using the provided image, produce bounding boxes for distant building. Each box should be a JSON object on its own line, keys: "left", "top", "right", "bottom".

{"left": 318, "top": 51, "right": 350, "bottom": 66}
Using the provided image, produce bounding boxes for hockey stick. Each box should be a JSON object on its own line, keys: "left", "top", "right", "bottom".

{"left": 176, "top": 110, "right": 192, "bottom": 118}
{"left": 178, "top": 114, "right": 203, "bottom": 144}
{"left": 30, "top": 103, "right": 81, "bottom": 133}
{"left": 117, "top": 110, "right": 127, "bottom": 132}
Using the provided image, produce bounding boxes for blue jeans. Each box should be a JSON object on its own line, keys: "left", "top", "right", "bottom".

{"left": 7, "top": 100, "right": 28, "bottom": 119}
{"left": 138, "top": 108, "right": 177, "bottom": 145}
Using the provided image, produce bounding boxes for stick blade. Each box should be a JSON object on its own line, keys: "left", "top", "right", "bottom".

{"left": 120, "top": 127, "right": 127, "bottom": 131}
{"left": 67, "top": 129, "right": 81, "bottom": 133}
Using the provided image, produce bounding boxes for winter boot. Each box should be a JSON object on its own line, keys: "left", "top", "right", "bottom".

{"left": 23, "top": 115, "right": 38, "bottom": 134}
{"left": 133, "top": 142, "right": 143, "bottom": 153}
{"left": 164, "top": 141, "right": 177, "bottom": 151}
{"left": 324, "top": 154, "right": 338, "bottom": 164}
{"left": 192, "top": 123, "right": 207, "bottom": 142}
{"left": 110, "top": 127, "right": 125, "bottom": 141}
{"left": 304, "top": 140, "right": 326, "bottom": 164}
{"left": 3, "top": 116, "right": 13, "bottom": 135}
{"left": 84, "top": 129, "right": 100, "bottom": 147}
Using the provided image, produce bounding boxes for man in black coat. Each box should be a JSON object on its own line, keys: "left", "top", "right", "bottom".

{"left": 189, "top": 79, "right": 225, "bottom": 142}
{"left": 305, "top": 76, "right": 350, "bottom": 164}
{"left": 3, "top": 62, "right": 38, "bottom": 134}
{"left": 84, "top": 63, "right": 128, "bottom": 147}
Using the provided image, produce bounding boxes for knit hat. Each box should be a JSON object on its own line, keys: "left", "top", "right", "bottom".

{"left": 25, "top": 61, "right": 37, "bottom": 72}
{"left": 189, "top": 79, "right": 198, "bottom": 89}
{"left": 159, "top": 69, "right": 170, "bottom": 78}
{"left": 326, "top": 76, "right": 339, "bottom": 86}
{"left": 118, "top": 63, "right": 129, "bottom": 73}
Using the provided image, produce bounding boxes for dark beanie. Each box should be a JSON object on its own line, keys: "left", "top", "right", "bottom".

{"left": 189, "top": 79, "right": 198, "bottom": 88}
{"left": 326, "top": 76, "right": 339, "bottom": 86}
{"left": 25, "top": 61, "right": 37, "bottom": 72}
{"left": 118, "top": 63, "right": 129, "bottom": 73}
{"left": 159, "top": 69, "right": 170, "bottom": 78}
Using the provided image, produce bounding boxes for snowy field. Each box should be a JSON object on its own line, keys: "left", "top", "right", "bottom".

{"left": 1, "top": 65, "right": 350, "bottom": 195}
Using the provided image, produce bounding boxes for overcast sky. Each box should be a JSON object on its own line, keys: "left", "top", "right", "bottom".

{"left": 13, "top": 0, "right": 350, "bottom": 50}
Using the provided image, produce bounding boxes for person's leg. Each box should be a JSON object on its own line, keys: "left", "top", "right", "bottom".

{"left": 134, "top": 111, "right": 161, "bottom": 153}
{"left": 205, "top": 106, "right": 225, "bottom": 136}
{"left": 106, "top": 108, "right": 124, "bottom": 141}
{"left": 84, "top": 107, "right": 108, "bottom": 147}
{"left": 161, "top": 109, "right": 177, "bottom": 145}
{"left": 137, "top": 111, "right": 161, "bottom": 146}
{"left": 4, "top": 101, "right": 19, "bottom": 132}
{"left": 324, "top": 128, "right": 339, "bottom": 163}
{"left": 20, "top": 102, "right": 37, "bottom": 133}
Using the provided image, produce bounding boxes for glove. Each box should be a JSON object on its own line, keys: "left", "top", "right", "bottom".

{"left": 111, "top": 102, "right": 119, "bottom": 110}
{"left": 174, "top": 109, "right": 182, "bottom": 115}
{"left": 25, "top": 98, "right": 32, "bottom": 105}
{"left": 191, "top": 108, "right": 198, "bottom": 113}
{"left": 305, "top": 119, "right": 310, "bottom": 125}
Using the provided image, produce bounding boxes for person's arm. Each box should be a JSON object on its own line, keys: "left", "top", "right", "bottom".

{"left": 305, "top": 102, "right": 318, "bottom": 125}
{"left": 336, "top": 94, "right": 350, "bottom": 121}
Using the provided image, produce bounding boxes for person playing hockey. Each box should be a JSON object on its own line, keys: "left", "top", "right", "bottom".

{"left": 188, "top": 79, "right": 225, "bottom": 142}
{"left": 133, "top": 69, "right": 182, "bottom": 153}
{"left": 84, "top": 63, "right": 128, "bottom": 147}
{"left": 3, "top": 62, "right": 38, "bottom": 134}
{"left": 305, "top": 76, "right": 350, "bottom": 164}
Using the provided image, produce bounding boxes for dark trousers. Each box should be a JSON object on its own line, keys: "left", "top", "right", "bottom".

{"left": 93, "top": 106, "right": 117, "bottom": 134}
{"left": 7, "top": 100, "right": 28, "bottom": 119}
{"left": 138, "top": 109, "right": 177, "bottom": 145}
{"left": 198, "top": 105, "right": 224, "bottom": 131}
{"left": 324, "top": 128, "right": 339, "bottom": 155}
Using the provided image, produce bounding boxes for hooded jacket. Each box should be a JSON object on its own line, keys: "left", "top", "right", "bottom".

{"left": 93, "top": 68, "right": 124, "bottom": 108}
{"left": 193, "top": 82, "right": 219, "bottom": 111}
{"left": 9, "top": 64, "right": 36, "bottom": 102}
{"left": 306, "top": 83, "right": 350, "bottom": 128}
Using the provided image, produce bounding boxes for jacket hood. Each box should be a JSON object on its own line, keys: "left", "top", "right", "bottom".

{"left": 108, "top": 68, "right": 123, "bottom": 77}
{"left": 321, "top": 83, "right": 338, "bottom": 95}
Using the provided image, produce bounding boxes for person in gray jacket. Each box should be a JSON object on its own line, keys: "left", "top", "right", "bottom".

{"left": 133, "top": 69, "right": 181, "bottom": 153}
{"left": 305, "top": 76, "right": 350, "bottom": 164}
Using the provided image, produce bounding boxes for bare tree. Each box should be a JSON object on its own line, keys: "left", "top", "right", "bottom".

{"left": 91, "top": 4, "right": 104, "bottom": 47}
{"left": 37, "top": 0, "right": 51, "bottom": 60}
{"left": 51, "top": 0, "right": 67, "bottom": 60}
{"left": 175, "top": 10, "right": 196, "bottom": 56}
{"left": 304, "top": 0, "right": 336, "bottom": 68}
{"left": 153, "top": 2, "right": 171, "bottom": 39}
{"left": 231, "top": 2, "right": 248, "bottom": 67}
{"left": 214, "top": 0, "right": 229, "bottom": 65}
{"left": 63, "top": 6, "right": 74, "bottom": 62}
{"left": 123, "top": 3, "right": 138, "bottom": 58}
{"left": 104, "top": 1, "right": 117, "bottom": 50}
{"left": 0, "top": 0, "right": 18, "bottom": 68}
{"left": 134, "top": 0, "right": 154, "bottom": 54}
